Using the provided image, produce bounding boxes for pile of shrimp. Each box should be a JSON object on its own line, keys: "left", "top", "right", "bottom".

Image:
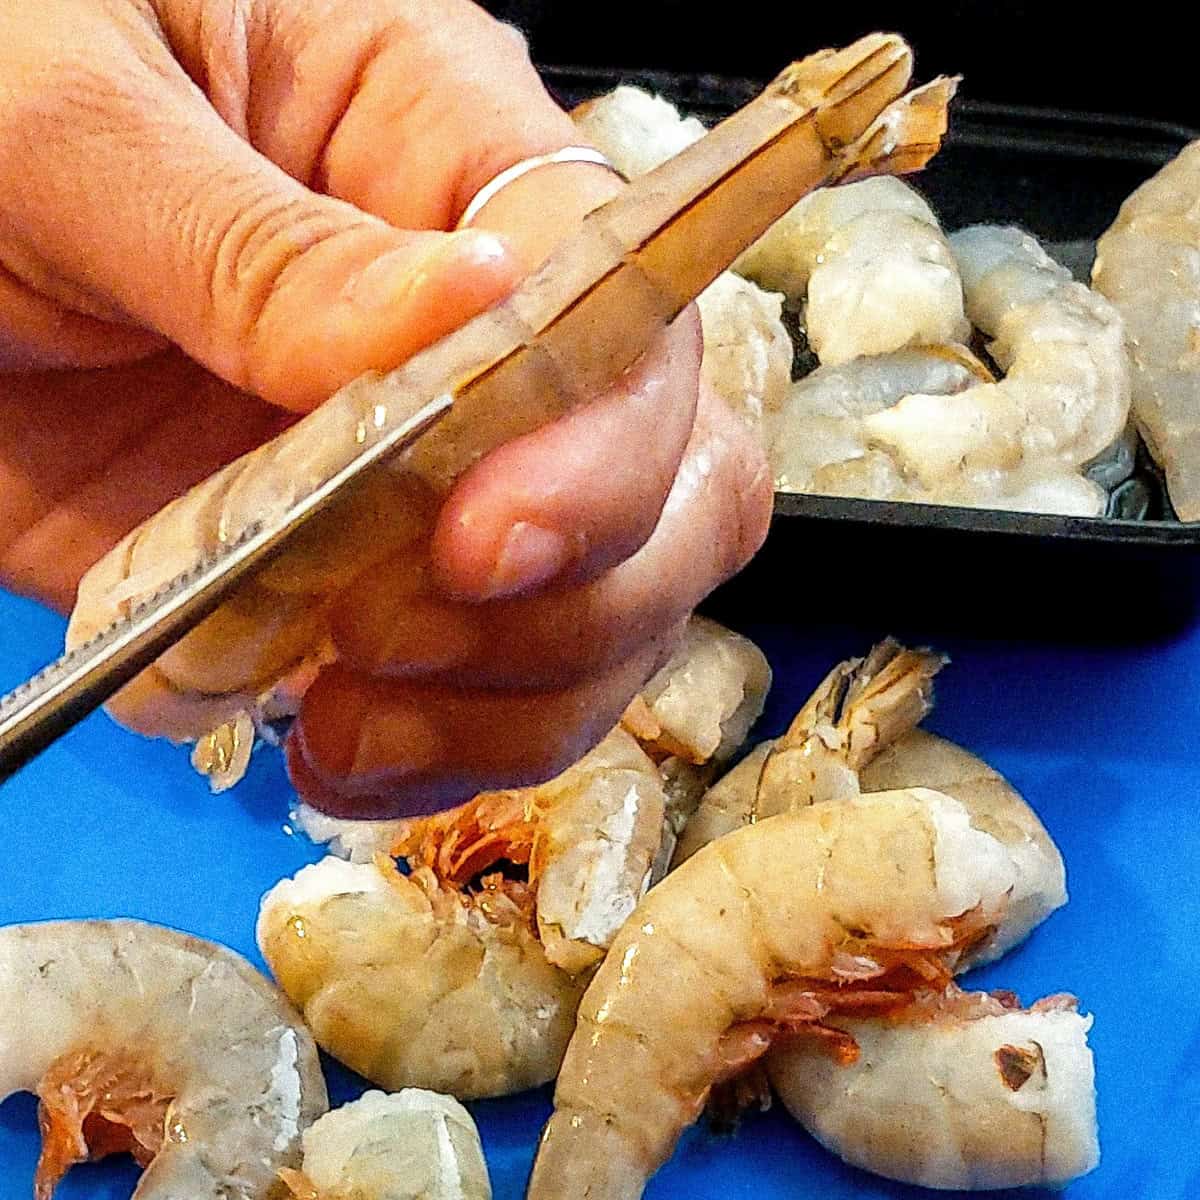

{"left": 258, "top": 618, "right": 770, "bottom": 1099}
{"left": 577, "top": 86, "right": 1134, "bottom": 516}
{"left": 524, "top": 640, "right": 1098, "bottom": 1197}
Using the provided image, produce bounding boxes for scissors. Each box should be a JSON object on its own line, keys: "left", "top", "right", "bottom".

{"left": 0, "top": 33, "right": 952, "bottom": 781}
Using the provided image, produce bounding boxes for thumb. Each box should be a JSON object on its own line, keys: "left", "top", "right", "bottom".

{"left": 0, "top": 9, "right": 523, "bottom": 410}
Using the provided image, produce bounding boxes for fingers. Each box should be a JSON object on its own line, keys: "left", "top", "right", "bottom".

{"left": 290, "top": 386, "right": 772, "bottom": 816}
{"left": 333, "top": 384, "right": 772, "bottom": 688}
{"left": 0, "top": 1, "right": 524, "bottom": 404}
{"left": 430, "top": 310, "right": 702, "bottom": 599}
{"left": 286, "top": 633, "right": 678, "bottom": 818}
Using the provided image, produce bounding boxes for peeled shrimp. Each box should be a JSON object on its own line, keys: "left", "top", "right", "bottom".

{"left": 769, "top": 987, "right": 1098, "bottom": 1189}
{"left": 571, "top": 84, "right": 705, "bottom": 181}
{"left": 0, "top": 919, "right": 327, "bottom": 1200}
{"left": 66, "top": 35, "right": 951, "bottom": 764}
{"left": 676, "top": 644, "right": 1066, "bottom": 964}
{"left": 280, "top": 1089, "right": 491, "bottom": 1200}
{"left": 573, "top": 87, "right": 793, "bottom": 430}
{"left": 767, "top": 345, "right": 983, "bottom": 494}
{"left": 1092, "top": 141, "right": 1200, "bottom": 518}
{"left": 258, "top": 855, "right": 581, "bottom": 1100}
{"left": 526, "top": 789, "right": 1020, "bottom": 1200}
{"left": 864, "top": 225, "right": 1131, "bottom": 507}
{"left": 735, "top": 175, "right": 969, "bottom": 363}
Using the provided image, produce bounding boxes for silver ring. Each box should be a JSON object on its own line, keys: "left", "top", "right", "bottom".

{"left": 455, "top": 146, "right": 624, "bottom": 228}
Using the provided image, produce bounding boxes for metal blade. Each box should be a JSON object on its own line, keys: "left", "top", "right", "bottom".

{"left": 0, "top": 393, "right": 453, "bottom": 781}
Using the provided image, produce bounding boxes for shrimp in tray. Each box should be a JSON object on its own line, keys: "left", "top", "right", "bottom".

{"left": 863, "top": 224, "right": 1131, "bottom": 513}
{"left": 735, "top": 175, "right": 970, "bottom": 365}
{"left": 1092, "top": 140, "right": 1200, "bottom": 519}
{"left": 525, "top": 789, "right": 1024, "bottom": 1200}
{"left": 769, "top": 986, "right": 1098, "bottom": 1190}
{"left": 0, "top": 919, "right": 328, "bottom": 1200}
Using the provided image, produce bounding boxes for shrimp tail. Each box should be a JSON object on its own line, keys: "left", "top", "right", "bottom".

{"left": 756, "top": 639, "right": 947, "bottom": 813}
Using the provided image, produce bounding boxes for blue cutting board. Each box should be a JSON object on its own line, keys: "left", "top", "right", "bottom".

{"left": 2, "top": 585, "right": 1196, "bottom": 1200}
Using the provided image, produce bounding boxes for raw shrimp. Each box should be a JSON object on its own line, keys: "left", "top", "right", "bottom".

{"left": 674, "top": 638, "right": 943, "bottom": 862}
{"left": 735, "top": 175, "right": 969, "bottom": 363}
{"left": 65, "top": 34, "right": 952, "bottom": 763}
{"left": 296, "top": 617, "right": 768, "bottom": 869}
{"left": 766, "top": 344, "right": 986, "bottom": 494}
{"left": 1092, "top": 141, "right": 1200, "bottom": 519}
{"left": 397, "top": 727, "right": 670, "bottom": 974}
{"left": 769, "top": 987, "right": 1098, "bottom": 1189}
{"left": 573, "top": 87, "right": 793, "bottom": 429}
{"left": 0, "top": 919, "right": 327, "bottom": 1200}
{"left": 571, "top": 85, "right": 705, "bottom": 180}
{"left": 279, "top": 1089, "right": 491, "bottom": 1200}
{"left": 676, "top": 644, "right": 1066, "bottom": 965}
{"left": 694, "top": 272, "right": 793, "bottom": 428}
{"left": 258, "top": 856, "right": 584, "bottom": 1100}
{"left": 526, "top": 789, "right": 1020, "bottom": 1200}
{"left": 864, "top": 225, "right": 1131, "bottom": 505}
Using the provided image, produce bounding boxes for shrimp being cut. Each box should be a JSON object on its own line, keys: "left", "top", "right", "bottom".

{"left": 1092, "top": 140, "right": 1200, "bottom": 519}
{"left": 279, "top": 1089, "right": 491, "bottom": 1200}
{"left": 526, "top": 789, "right": 1022, "bottom": 1200}
{"left": 769, "top": 987, "right": 1098, "bottom": 1189}
{"left": 65, "top": 35, "right": 952, "bottom": 776}
{"left": 735, "top": 175, "right": 969, "bottom": 363}
{"left": 863, "top": 225, "right": 1131, "bottom": 511}
{"left": 0, "top": 920, "right": 327, "bottom": 1200}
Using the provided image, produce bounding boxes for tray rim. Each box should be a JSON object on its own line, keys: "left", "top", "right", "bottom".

{"left": 542, "top": 61, "right": 1200, "bottom": 546}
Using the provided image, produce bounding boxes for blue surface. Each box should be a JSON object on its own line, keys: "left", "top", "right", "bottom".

{"left": 1, "top": 585, "right": 1198, "bottom": 1199}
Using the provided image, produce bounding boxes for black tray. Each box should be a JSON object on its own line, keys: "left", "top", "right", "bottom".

{"left": 543, "top": 64, "right": 1200, "bottom": 637}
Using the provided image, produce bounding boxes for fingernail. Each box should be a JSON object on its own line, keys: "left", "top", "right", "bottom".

{"left": 482, "top": 521, "right": 570, "bottom": 599}
{"left": 343, "top": 231, "right": 509, "bottom": 310}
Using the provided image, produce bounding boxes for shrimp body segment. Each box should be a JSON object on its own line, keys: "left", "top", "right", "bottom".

{"left": 526, "top": 790, "right": 1019, "bottom": 1200}
{"left": 864, "top": 225, "right": 1131, "bottom": 503}
{"left": 573, "top": 87, "right": 793, "bottom": 432}
{"left": 281, "top": 1089, "right": 491, "bottom": 1200}
{"left": 0, "top": 919, "right": 328, "bottom": 1200}
{"left": 1093, "top": 140, "right": 1200, "bottom": 519}
{"left": 769, "top": 989, "right": 1098, "bottom": 1189}
{"left": 258, "top": 858, "right": 584, "bottom": 1100}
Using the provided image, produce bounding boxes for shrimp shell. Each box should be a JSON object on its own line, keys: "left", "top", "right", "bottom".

{"left": 1092, "top": 140, "right": 1200, "bottom": 518}
{"left": 769, "top": 991, "right": 1098, "bottom": 1189}
{"left": 257, "top": 858, "right": 584, "bottom": 1100}
{"left": 526, "top": 790, "right": 1018, "bottom": 1200}
{"left": 0, "top": 919, "right": 327, "bottom": 1200}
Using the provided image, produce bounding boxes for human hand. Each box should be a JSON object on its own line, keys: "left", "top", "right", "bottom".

{"left": 0, "top": 0, "right": 771, "bottom": 815}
